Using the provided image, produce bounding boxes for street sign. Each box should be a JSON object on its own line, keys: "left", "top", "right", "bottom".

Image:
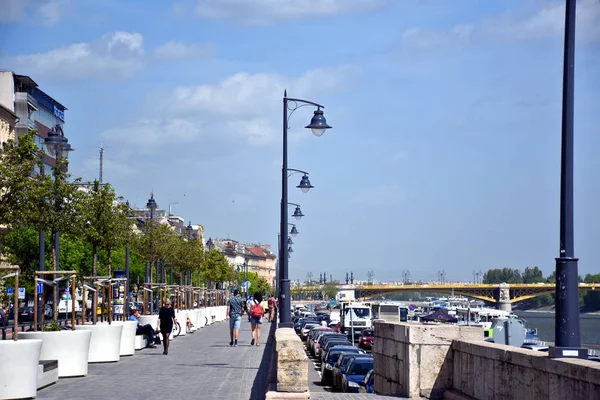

{"left": 241, "top": 281, "right": 251, "bottom": 290}
{"left": 37, "top": 282, "right": 44, "bottom": 294}
{"left": 6, "top": 287, "right": 13, "bottom": 295}
{"left": 18, "top": 287, "right": 25, "bottom": 299}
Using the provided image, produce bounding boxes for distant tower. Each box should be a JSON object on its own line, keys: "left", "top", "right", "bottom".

{"left": 350, "top": 272, "right": 354, "bottom": 285}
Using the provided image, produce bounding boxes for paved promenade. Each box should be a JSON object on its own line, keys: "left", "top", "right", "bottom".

{"left": 37, "top": 317, "right": 273, "bottom": 400}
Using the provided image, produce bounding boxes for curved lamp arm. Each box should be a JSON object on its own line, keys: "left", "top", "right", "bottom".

{"left": 287, "top": 168, "right": 309, "bottom": 178}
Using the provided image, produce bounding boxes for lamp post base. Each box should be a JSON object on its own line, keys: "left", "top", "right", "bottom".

{"left": 549, "top": 346, "right": 588, "bottom": 359}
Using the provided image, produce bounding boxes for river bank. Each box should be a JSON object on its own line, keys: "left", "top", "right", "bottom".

{"left": 514, "top": 305, "right": 600, "bottom": 315}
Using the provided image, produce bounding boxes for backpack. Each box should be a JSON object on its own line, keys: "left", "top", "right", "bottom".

{"left": 251, "top": 302, "right": 263, "bottom": 318}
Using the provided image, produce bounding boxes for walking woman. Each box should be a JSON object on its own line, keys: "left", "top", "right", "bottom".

{"left": 249, "top": 292, "right": 264, "bottom": 346}
{"left": 156, "top": 299, "right": 177, "bottom": 355}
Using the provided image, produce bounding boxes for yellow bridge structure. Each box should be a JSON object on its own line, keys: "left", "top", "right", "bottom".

{"left": 298, "top": 282, "right": 598, "bottom": 311}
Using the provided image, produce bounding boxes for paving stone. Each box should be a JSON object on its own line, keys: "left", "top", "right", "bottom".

{"left": 36, "top": 317, "right": 274, "bottom": 400}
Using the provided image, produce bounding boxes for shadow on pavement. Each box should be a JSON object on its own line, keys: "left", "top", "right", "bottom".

{"left": 250, "top": 321, "right": 277, "bottom": 400}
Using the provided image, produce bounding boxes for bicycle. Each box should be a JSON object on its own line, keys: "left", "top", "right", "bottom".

{"left": 172, "top": 322, "right": 182, "bottom": 337}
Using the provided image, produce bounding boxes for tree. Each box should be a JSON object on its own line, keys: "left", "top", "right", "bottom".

{"left": 323, "top": 282, "right": 338, "bottom": 299}
{"left": 483, "top": 268, "right": 522, "bottom": 284}
{"left": 522, "top": 266, "right": 544, "bottom": 284}
{"left": 0, "top": 131, "right": 44, "bottom": 226}
{"left": 200, "top": 248, "right": 232, "bottom": 288}
{"left": 246, "top": 272, "right": 272, "bottom": 296}
{"left": 39, "top": 156, "right": 85, "bottom": 273}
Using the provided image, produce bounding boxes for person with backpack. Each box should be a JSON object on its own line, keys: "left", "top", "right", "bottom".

{"left": 249, "top": 292, "right": 264, "bottom": 346}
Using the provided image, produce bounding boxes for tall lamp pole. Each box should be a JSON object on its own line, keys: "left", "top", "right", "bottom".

{"left": 279, "top": 90, "right": 331, "bottom": 327}
{"left": 146, "top": 193, "right": 157, "bottom": 313}
{"left": 43, "top": 125, "right": 73, "bottom": 322}
{"left": 551, "top": 0, "right": 585, "bottom": 359}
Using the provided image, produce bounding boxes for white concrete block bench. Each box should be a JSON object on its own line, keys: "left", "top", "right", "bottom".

{"left": 37, "top": 360, "right": 58, "bottom": 390}
{"left": 134, "top": 334, "right": 147, "bottom": 350}
{"left": 98, "top": 321, "right": 137, "bottom": 356}
{"left": 20, "top": 330, "right": 92, "bottom": 377}
{"left": 0, "top": 339, "right": 43, "bottom": 399}
{"left": 75, "top": 324, "right": 123, "bottom": 363}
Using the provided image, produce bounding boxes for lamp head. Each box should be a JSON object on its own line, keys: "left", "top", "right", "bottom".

{"left": 305, "top": 108, "right": 331, "bottom": 137}
{"left": 289, "top": 225, "right": 299, "bottom": 236}
{"left": 297, "top": 174, "right": 314, "bottom": 193}
{"left": 292, "top": 206, "right": 304, "bottom": 220}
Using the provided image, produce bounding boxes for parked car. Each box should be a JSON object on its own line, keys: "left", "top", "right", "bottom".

{"left": 17, "top": 306, "right": 35, "bottom": 322}
{"left": 307, "top": 327, "right": 330, "bottom": 353}
{"left": 359, "top": 369, "right": 375, "bottom": 393}
{"left": 321, "top": 346, "right": 364, "bottom": 386}
{"left": 342, "top": 356, "right": 374, "bottom": 392}
{"left": 358, "top": 329, "right": 374, "bottom": 350}
{"left": 332, "top": 353, "right": 371, "bottom": 392}
{"left": 321, "top": 338, "right": 353, "bottom": 363}
{"left": 316, "top": 333, "right": 348, "bottom": 358}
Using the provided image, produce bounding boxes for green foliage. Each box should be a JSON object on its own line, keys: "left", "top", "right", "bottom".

{"left": 0, "top": 131, "right": 45, "bottom": 226}
{"left": 80, "top": 182, "right": 131, "bottom": 276}
{"left": 323, "top": 282, "right": 338, "bottom": 299}
{"left": 483, "top": 268, "right": 523, "bottom": 284}
{"left": 43, "top": 320, "right": 61, "bottom": 331}
{"left": 245, "top": 272, "right": 272, "bottom": 296}
{"left": 200, "top": 248, "right": 232, "bottom": 286}
{"left": 522, "top": 266, "right": 544, "bottom": 284}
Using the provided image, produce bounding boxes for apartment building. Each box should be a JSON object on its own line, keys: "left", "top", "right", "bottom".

{"left": 0, "top": 71, "right": 69, "bottom": 174}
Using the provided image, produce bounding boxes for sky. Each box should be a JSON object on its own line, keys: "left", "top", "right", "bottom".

{"left": 0, "top": 0, "right": 599, "bottom": 284}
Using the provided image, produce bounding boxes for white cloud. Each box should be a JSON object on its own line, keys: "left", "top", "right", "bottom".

{"left": 496, "top": 0, "right": 600, "bottom": 41}
{"left": 102, "top": 66, "right": 356, "bottom": 154}
{"left": 163, "top": 66, "right": 356, "bottom": 119}
{"left": 0, "top": 31, "right": 144, "bottom": 80}
{"left": 402, "top": 0, "right": 600, "bottom": 50}
{"left": 0, "top": 0, "right": 31, "bottom": 22}
{"left": 0, "top": 0, "right": 69, "bottom": 25}
{"left": 101, "top": 118, "right": 204, "bottom": 154}
{"left": 402, "top": 24, "right": 473, "bottom": 50}
{"left": 36, "top": 0, "right": 64, "bottom": 26}
{"left": 153, "top": 41, "right": 216, "bottom": 60}
{"left": 195, "top": 0, "right": 391, "bottom": 24}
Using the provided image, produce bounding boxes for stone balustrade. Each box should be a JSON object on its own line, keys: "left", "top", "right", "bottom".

{"left": 451, "top": 339, "right": 600, "bottom": 400}
{"left": 265, "top": 327, "right": 310, "bottom": 399}
{"left": 373, "top": 321, "right": 600, "bottom": 400}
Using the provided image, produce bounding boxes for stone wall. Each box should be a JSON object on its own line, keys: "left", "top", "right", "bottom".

{"left": 272, "top": 327, "right": 308, "bottom": 395}
{"left": 452, "top": 340, "right": 600, "bottom": 400}
{"left": 373, "top": 322, "right": 481, "bottom": 399}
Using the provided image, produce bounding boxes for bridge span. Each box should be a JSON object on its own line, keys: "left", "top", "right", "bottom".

{"left": 330, "top": 282, "right": 598, "bottom": 312}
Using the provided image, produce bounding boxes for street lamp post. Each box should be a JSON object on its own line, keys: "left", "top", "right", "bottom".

{"left": 279, "top": 90, "right": 331, "bottom": 327}
{"left": 43, "top": 125, "right": 73, "bottom": 322}
{"left": 146, "top": 193, "right": 157, "bottom": 313}
{"left": 551, "top": 0, "right": 586, "bottom": 359}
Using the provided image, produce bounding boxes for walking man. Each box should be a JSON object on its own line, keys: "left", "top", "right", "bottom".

{"left": 226, "top": 289, "right": 244, "bottom": 347}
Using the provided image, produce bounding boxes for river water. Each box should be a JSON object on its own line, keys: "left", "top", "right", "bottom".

{"left": 515, "top": 311, "right": 600, "bottom": 346}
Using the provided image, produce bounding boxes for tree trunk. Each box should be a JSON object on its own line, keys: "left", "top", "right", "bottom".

{"left": 92, "top": 244, "right": 98, "bottom": 324}
{"left": 52, "top": 231, "right": 58, "bottom": 322}
{"left": 107, "top": 248, "right": 112, "bottom": 277}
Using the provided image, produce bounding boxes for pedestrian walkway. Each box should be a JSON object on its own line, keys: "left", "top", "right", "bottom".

{"left": 36, "top": 317, "right": 273, "bottom": 400}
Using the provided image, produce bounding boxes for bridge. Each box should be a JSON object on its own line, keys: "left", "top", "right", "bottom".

{"left": 300, "top": 282, "right": 598, "bottom": 312}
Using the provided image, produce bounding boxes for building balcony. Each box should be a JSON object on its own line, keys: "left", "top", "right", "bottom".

{"left": 14, "top": 92, "right": 38, "bottom": 131}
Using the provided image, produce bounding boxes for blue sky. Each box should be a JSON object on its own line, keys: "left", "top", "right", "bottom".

{"left": 1, "top": 0, "right": 599, "bottom": 283}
